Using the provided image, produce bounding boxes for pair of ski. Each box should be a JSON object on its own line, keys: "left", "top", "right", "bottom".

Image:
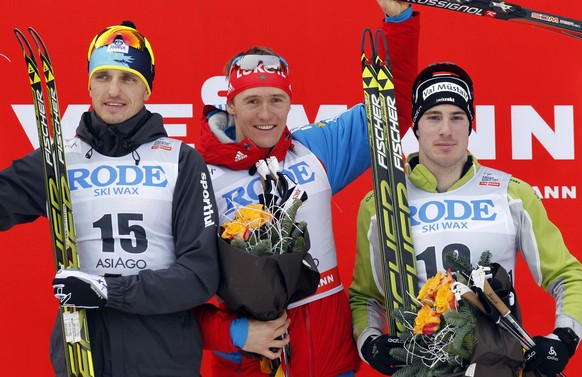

{"left": 14, "top": 29, "right": 94, "bottom": 376}
{"left": 361, "top": 29, "right": 418, "bottom": 335}
{"left": 399, "top": 0, "right": 582, "bottom": 40}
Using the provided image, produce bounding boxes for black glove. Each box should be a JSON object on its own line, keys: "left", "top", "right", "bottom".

{"left": 53, "top": 269, "right": 108, "bottom": 308}
{"left": 361, "top": 335, "right": 405, "bottom": 375}
{"left": 524, "top": 328, "right": 579, "bottom": 376}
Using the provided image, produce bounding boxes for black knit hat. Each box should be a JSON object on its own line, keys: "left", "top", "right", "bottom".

{"left": 412, "top": 62, "right": 474, "bottom": 135}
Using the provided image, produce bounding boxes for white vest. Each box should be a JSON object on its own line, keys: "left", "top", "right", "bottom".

{"left": 66, "top": 137, "right": 180, "bottom": 275}
{"left": 407, "top": 166, "right": 517, "bottom": 286}
{"left": 209, "top": 142, "right": 342, "bottom": 307}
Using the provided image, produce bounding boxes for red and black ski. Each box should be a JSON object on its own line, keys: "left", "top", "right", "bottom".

{"left": 400, "top": 0, "right": 582, "bottom": 39}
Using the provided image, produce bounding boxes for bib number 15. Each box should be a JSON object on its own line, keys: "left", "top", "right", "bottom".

{"left": 93, "top": 213, "right": 148, "bottom": 254}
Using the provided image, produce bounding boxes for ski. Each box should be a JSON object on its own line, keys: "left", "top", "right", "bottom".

{"left": 14, "top": 28, "right": 94, "bottom": 377}
{"left": 361, "top": 29, "right": 418, "bottom": 335}
{"left": 399, "top": 0, "right": 582, "bottom": 39}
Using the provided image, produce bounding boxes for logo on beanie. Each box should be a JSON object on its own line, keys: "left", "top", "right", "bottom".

{"left": 422, "top": 82, "right": 469, "bottom": 101}
{"left": 227, "top": 62, "right": 292, "bottom": 102}
{"left": 436, "top": 97, "right": 455, "bottom": 104}
{"left": 235, "top": 63, "right": 288, "bottom": 78}
{"left": 107, "top": 39, "right": 130, "bottom": 54}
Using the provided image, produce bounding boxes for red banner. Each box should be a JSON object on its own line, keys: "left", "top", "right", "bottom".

{"left": 0, "top": 0, "right": 580, "bottom": 375}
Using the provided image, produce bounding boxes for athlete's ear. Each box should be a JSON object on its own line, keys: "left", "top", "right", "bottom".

{"left": 226, "top": 100, "right": 235, "bottom": 115}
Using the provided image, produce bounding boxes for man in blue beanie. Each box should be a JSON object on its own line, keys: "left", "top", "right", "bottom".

{"left": 0, "top": 21, "right": 219, "bottom": 377}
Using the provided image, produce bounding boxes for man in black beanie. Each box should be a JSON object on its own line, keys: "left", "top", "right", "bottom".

{"left": 411, "top": 62, "right": 474, "bottom": 137}
{"left": 350, "top": 3, "right": 582, "bottom": 376}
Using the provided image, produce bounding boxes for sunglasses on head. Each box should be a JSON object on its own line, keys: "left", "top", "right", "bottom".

{"left": 230, "top": 54, "right": 288, "bottom": 72}
{"left": 414, "top": 62, "right": 473, "bottom": 89}
{"left": 87, "top": 25, "right": 155, "bottom": 64}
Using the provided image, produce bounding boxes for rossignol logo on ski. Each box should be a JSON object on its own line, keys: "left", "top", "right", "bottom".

{"left": 397, "top": 0, "right": 582, "bottom": 39}
{"left": 406, "top": 0, "right": 484, "bottom": 15}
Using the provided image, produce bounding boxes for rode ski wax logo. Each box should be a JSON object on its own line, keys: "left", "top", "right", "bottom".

{"left": 69, "top": 164, "right": 168, "bottom": 197}
{"left": 410, "top": 199, "right": 498, "bottom": 234}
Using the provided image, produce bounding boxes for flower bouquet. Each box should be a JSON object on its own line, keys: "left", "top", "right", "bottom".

{"left": 216, "top": 198, "right": 319, "bottom": 321}
{"left": 389, "top": 252, "right": 524, "bottom": 377}
{"left": 216, "top": 158, "right": 320, "bottom": 376}
{"left": 389, "top": 270, "right": 477, "bottom": 377}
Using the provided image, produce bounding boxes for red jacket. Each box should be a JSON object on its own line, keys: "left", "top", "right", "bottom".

{"left": 196, "top": 293, "right": 359, "bottom": 377}
{"left": 194, "top": 13, "right": 420, "bottom": 377}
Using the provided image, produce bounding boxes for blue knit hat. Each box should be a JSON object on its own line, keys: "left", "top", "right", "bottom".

{"left": 87, "top": 21, "right": 155, "bottom": 93}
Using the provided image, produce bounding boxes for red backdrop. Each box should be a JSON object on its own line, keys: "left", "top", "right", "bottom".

{"left": 0, "top": 0, "right": 581, "bottom": 375}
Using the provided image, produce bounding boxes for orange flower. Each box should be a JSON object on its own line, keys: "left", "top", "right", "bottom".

{"left": 417, "top": 271, "right": 444, "bottom": 305}
{"left": 237, "top": 204, "right": 272, "bottom": 229}
{"left": 413, "top": 304, "right": 441, "bottom": 335}
{"left": 434, "top": 279, "right": 456, "bottom": 313}
{"left": 221, "top": 221, "right": 250, "bottom": 241}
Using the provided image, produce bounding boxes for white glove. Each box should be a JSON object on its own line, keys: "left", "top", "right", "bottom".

{"left": 53, "top": 269, "right": 108, "bottom": 309}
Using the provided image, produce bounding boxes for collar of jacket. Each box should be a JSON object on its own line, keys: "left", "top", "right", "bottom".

{"left": 406, "top": 152, "right": 479, "bottom": 193}
{"left": 198, "top": 105, "right": 293, "bottom": 171}
{"left": 75, "top": 107, "right": 168, "bottom": 157}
